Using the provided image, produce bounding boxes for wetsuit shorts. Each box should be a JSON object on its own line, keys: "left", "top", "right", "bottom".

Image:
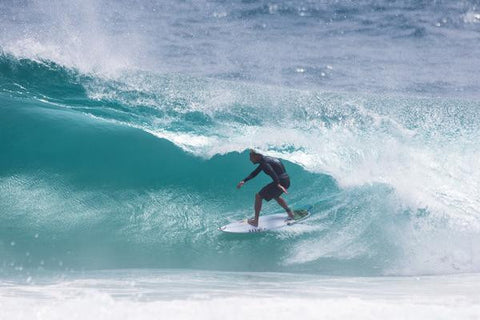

{"left": 259, "top": 176, "right": 290, "bottom": 201}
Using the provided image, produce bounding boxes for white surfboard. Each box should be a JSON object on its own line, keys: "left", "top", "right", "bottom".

{"left": 219, "top": 208, "right": 311, "bottom": 234}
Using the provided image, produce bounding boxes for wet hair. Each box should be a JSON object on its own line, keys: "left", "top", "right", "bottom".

{"left": 249, "top": 149, "right": 262, "bottom": 157}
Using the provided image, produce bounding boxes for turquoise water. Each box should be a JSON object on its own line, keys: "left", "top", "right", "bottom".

{"left": 1, "top": 0, "right": 480, "bottom": 318}
{"left": 1, "top": 53, "right": 479, "bottom": 277}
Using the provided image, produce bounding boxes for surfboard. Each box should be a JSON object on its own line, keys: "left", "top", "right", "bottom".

{"left": 219, "top": 208, "right": 311, "bottom": 234}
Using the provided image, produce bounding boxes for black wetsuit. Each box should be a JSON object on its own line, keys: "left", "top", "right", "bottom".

{"left": 243, "top": 156, "right": 290, "bottom": 201}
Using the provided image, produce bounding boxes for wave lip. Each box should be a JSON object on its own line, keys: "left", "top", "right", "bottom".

{"left": 1, "top": 53, "right": 480, "bottom": 276}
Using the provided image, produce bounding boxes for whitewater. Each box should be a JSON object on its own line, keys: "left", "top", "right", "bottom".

{"left": 1, "top": 0, "right": 480, "bottom": 319}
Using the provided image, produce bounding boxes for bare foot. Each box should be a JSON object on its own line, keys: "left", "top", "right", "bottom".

{"left": 287, "top": 210, "right": 295, "bottom": 220}
{"left": 247, "top": 218, "right": 258, "bottom": 227}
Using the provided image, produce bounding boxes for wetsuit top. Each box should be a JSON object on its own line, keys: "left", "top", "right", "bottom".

{"left": 243, "top": 156, "right": 288, "bottom": 184}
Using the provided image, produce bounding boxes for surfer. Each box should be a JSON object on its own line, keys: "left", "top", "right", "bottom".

{"left": 237, "top": 149, "right": 294, "bottom": 227}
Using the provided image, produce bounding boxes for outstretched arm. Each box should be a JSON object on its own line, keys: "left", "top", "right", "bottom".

{"left": 243, "top": 165, "right": 262, "bottom": 183}
{"left": 237, "top": 165, "right": 262, "bottom": 189}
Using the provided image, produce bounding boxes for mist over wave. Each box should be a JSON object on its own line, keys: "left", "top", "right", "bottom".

{"left": 1, "top": 0, "right": 480, "bottom": 95}
{"left": 1, "top": 53, "right": 480, "bottom": 276}
{"left": 1, "top": 0, "right": 480, "bottom": 277}
{"left": 3, "top": 3, "right": 480, "bottom": 320}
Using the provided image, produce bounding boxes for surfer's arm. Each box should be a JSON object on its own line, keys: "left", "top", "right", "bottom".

{"left": 237, "top": 165, "right": 262, "bottom": 189}
{"left": 243, "top": 165, "right": 262, "bottom": 183}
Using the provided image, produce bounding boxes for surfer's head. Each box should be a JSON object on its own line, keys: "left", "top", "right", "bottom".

{"left": 249, "top": 149, "right": 262, "bottom": 164}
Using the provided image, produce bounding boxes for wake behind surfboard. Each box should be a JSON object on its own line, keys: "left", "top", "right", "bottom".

{"left": 219, "top": 208, "right": 311, "bottom": 234}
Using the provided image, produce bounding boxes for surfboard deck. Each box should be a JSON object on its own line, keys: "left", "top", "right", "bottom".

{"left": 219, "top": 208, "right": 311, "bottom": 234}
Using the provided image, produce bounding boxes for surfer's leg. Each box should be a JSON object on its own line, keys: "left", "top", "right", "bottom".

{"left": 275, "top": 197, "right": 294, "bottom": 219}
{"left": 248, "top": 193, "right": 262, "bottom": 227}
{"left": 255, "top": 193, "right": 262, "bottom": 215}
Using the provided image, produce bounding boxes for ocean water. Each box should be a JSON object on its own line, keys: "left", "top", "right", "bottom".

{"left": 1, "top": 0, "right": 480, "bottom": 319}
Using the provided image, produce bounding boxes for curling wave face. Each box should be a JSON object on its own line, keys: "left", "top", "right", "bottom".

{"left": 1, "top": 54, "right": 480, "bottom": 276}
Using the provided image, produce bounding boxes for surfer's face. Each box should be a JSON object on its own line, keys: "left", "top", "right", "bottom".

{"left": 249, "top": 153, "right": 260, "bottom": 164}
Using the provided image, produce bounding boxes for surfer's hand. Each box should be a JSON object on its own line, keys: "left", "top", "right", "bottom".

{"left": 278, "top": 184, "right": 288, "bottom": 194}
{"left": 237, "top": 181, "right": 245, "bottom": 189}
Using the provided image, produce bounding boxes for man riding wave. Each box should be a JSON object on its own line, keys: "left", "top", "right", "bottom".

{"left": 237, "top": 149, "right": 294, "bottom": 227}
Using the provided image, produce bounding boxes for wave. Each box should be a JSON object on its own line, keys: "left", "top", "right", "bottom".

{"left": 1, "top": 54, "right": 480, "bottom": 276}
